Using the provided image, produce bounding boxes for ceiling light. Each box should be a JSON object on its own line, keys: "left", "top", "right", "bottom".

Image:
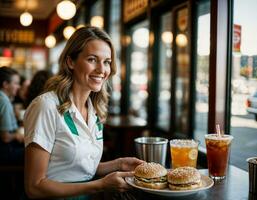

{"left": 20, "top": 11, "right": 33, "bottom": 26}
{"left": 19, "top": 0, "right": 33, "bottom": 27}
{"left": 57, "top": 0, "right": 76, "bottom": 20}
{"left": 45, "top": 35, "right": 56, "bottom": 48}
{"left": 90, "top": 16, "right": 104, "bottom": 28}
{"left": 63, "top": 26, "right": 76, "bottom": 40}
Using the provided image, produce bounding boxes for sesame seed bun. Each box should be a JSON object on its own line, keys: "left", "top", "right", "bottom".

{"left": 135, "top": 162, "right": 167, "bottom": 179}
{"left": 167, "top": 167, "right": 202, "bottom": 190}
{"left": 134, "top": 162, "right": 168, "bottom": 189}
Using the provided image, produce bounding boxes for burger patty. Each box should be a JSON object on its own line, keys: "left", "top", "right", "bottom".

{"left": 135, "top": 175, "right": 167, "bottom": 183}
{"left": 169, "top": 182, "right": 200, "bottom": 187}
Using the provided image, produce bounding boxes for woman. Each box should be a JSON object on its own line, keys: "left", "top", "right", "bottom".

{"left": 24, "top": 26, "right": 143, "bottom": 199}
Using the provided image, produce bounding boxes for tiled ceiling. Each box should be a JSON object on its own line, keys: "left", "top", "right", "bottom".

{"left": 0, "top": 0, "right": 60, "bottom": 19}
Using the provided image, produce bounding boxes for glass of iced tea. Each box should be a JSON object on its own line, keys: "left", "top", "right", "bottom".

{"left": 205, "top": 134, "right": 233, "bottom": 180}
{"left": 170, "top": 139, "right": 199, "bottom": 169}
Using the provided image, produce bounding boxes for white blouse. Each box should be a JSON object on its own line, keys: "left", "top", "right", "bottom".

{"left": 24, "top": 91, "right": 103, "bottom": 182}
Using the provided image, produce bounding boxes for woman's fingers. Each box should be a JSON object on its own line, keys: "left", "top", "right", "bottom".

{"left": 117, "top": 171, "right": 134, "bottom": 177}
{"left": 103, "top": 171, "right": 134, "bottom": 192}
{"left": 120, "top": 157, "right": 144, "bottom": 171}
{"left": 115, "top": 171, "right": 133, "bottom": 191}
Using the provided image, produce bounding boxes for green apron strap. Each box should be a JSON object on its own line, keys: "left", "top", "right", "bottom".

{"left": 64, "top": 111, "right": 79, "bottom": 136}
{"left": 58, "top": 97, "right": 79, "bottom": 136}
{"left": 96, "top": 116, "right": 103, "bottom": 131}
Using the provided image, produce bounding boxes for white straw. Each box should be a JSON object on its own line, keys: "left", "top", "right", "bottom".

{"left": 216, "top": 124, "right": 221, "bottom": 137}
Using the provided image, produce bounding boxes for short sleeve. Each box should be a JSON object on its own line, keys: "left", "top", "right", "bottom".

{"left": 0, "top": 100, "right": 18, "bottom": 132}
{"left": 24, "top": 95, "right": 57, "bottom": 153}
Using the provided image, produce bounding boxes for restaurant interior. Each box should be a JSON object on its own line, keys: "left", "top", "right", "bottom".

{"left": 0, "top": 0, "right": 256, "bottom": 199}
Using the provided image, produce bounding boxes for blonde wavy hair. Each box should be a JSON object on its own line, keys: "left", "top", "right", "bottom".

{"left": 44, "top": 26, "right": 117, "bottom": 121}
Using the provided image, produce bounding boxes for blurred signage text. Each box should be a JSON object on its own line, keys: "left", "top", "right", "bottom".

{"left": 123, "top": 0, "right": 148, "bottom": 23}
{"left": 0, "top": 29, "right": 35, "bottom": 44}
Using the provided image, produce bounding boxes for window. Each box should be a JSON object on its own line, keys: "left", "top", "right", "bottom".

{"left": 230, "top": 0, "right": 257, "bottom": 170}
{"left": 174, "top": 6, "right": 190, "bottom": 136}
{"left": 49, "top": 41, "right": 66, "bottom": 74}
{"left": 194, "top": 1, "right": 210, "bottom": 146}
{"left": 157, "top": 11, "right": 172, "bottom": 131}
{"left": 129, "top": 20, "right": 149, "bottom": 119}
{"left": 89, "top": 0, "right": 104, "bottom": 28}
{"left": 109, "top": 0, "right": 121, "bottom": 115}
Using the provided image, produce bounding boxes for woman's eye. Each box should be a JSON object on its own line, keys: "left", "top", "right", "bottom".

{"left": 88, "top": 58, "right": 96, "bottom": 63}
{"left": 104, "top": 60, "right": 111, "bottom": 66}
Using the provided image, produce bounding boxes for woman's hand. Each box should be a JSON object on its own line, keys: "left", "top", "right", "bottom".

{"left": 117, "top": 157, "right": 144, "bottom": 172}
{"left": 101, "top": 171, "right": 134, "bottom": 192}
{"left": 96, "top": 157, "right": 144, "bottom": 176}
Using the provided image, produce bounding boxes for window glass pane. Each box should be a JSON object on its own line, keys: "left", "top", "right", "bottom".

{"left": 174, "top": 7, "right": 190, "bottom": 135}
{"left": 129, "top": 20, "right": 149, "bottom": 120}
{"left": 157, "top": 12, "right": 172, "bottom": 131}
{"left": 231, "top": 0, "right": 257, "bottom": 170}
{"left": 49, "top": 41, "right": 66, "bottom": 74}
{"left": 90, "top": 0, "right": 104, "bottom": 28}
{"left": 90, "top": 0, "right": 103, "bottom": 16}
{"left": 109, "top": 0, "right": 121, "bottom": 115}
{"left": 76, "top": 6, "right": 85, "bottom": 26}
{"left": 194, "top": 1, "right": 210, "bottom": 146}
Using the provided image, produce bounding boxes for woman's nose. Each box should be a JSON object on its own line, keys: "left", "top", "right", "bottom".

{"left": 96, "top": 61, "right": 105, "bottom": 73}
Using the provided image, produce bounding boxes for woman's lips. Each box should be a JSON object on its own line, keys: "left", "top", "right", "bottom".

{"left": 89, "top": 75, "right": 104, "bottom": 83}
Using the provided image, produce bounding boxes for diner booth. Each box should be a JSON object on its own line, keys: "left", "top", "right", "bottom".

{"left": 0, "top": 0, "right": 254, "bottom": 199}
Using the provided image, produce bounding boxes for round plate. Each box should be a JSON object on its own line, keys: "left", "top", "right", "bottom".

{"left": 125, "top": 174, "right": 214, "bottom": 197}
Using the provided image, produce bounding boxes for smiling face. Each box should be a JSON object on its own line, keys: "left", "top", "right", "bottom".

{"left": 69, "top": 39, "right": 112, "bottom": 93}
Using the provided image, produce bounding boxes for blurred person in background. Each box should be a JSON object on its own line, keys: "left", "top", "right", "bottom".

{"left": 14, "top": 75, "right": 30, "bottom": 106}
{"left": 13, "top": 75, "right": 30, "bottom": 126}
{"left": 24, "top": 26, "right": 143, "bottom": 200}
{"left": 0, "top": 66, "right": 24, "bottom": 164}
{"left": 25, "top": 70, "right": 53, "bottom": 108}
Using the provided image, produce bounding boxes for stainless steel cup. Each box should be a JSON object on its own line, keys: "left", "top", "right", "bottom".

{"left": 134, "top": 137, "right": 168, "bottom": 166}
{"left": 247, "top": 157, "right": 257, "bottom": 194}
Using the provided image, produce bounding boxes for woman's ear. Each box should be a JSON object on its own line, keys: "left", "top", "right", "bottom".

{"left": 67, "top": 56, "right": 74, "bottom": 69}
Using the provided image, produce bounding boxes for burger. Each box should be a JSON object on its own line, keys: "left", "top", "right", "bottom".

{"left": 167, "top": 167, "right": 202, "bottom": 190}
{"left": 134, "top": 162, "right": 168, "bottom": 189}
